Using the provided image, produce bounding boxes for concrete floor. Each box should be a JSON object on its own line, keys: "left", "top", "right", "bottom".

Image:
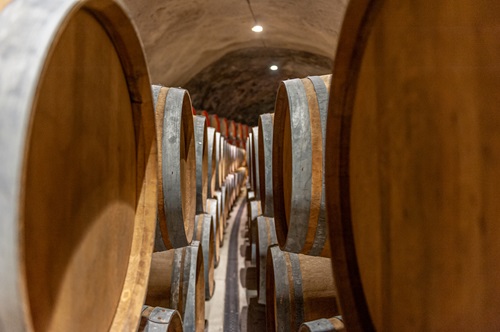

{"left": 205, "top": 190, "right": 266, "bottom": 332}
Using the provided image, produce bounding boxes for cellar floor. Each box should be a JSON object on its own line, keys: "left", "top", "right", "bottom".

{"left": 205, "top": 189, "right": 266, "bottom": 332}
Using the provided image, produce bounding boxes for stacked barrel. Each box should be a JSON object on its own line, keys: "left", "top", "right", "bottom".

{"left": 246, "top": 74, "right": 345, "bottom": 332}
{"left": 144, "top": 85, "right": 247, "bottom": 332}
{"left": 197, "top": 111, "right": 249, "bottom": 149}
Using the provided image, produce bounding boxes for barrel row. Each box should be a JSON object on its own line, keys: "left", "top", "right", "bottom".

{"left": 244, "top": 75, "right": 345, "bottom": 331}
{"left": 250, "top": 1, "right": 500, "bottom": 330}
{"left": 195, "top": 110, "right": 250, "bottom": 148}
{"left": 145, "top": 84, "right": 247, "bottom": 331}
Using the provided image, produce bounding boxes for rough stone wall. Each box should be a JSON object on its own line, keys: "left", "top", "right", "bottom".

{"left": 183, "top": 47, "right": 332, "bottom": 125}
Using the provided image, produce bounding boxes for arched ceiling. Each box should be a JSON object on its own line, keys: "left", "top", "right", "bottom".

{"left": 119, "top": 0, "right": 348, "bottom": 123}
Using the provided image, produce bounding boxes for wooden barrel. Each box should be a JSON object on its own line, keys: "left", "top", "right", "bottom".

{"left": 236, "top": 122, "right": 243, "bottom": 140}
{"left": 236, "top": 167, "right": 247, "bottom": 192}
{"left": 237, "top": 170, "right": 244, "bottom": 196}
{"left": 228, "top": 179, "right": 233, "bottom": 211}
{"left": 221, "top": 136, "right": 227, "bottom": 181}
{"left": 220, "top": 117, "right": 229, "bottom": 138}
{"left": 325, "top": 1, "right": 500, "bottom": 330}
{"left": 258, "top": 113, "right": 275, "bottom": 217}
{"left": 249, "top": 200, "right": 262, "bottom": 228}
{"left": 247, "top": 133, "right": 255, "bottom": 191}
{"left": 226, "top": 174, "right": 235, "bottom": 209}
{"left": 226, "top": 144, "right": 233, "bottom": 174}
{"left": 213, "top": 190, "right": 226, "bottom": 247}
{"left": 197, "top": 110, "right": 210, "bottom": 125}
{"left": 0, "top": 1, "right": 157, "bottom": 330}
{"left": 138, "top": 306, "right": 183, "bottom": 332}
{"left": 205, "top": 198, "right": 221, "bottom": 267}
{"left": 228, "top": 120, "right": 237, "bottom": 139}
{"left": 256, "top": 216, "right": 278, "bottom": 305}
{"left": 231, "top": 145, "right": 245, "bottom": 173}
{"left": 246, "top": 136, "right": 251, "bottom": 169}
{"left": 266, "top": 246, "right": 339, "bottom": 332}
{"left": 251, "top": 126, "right": 260, "bottom": 200}
{"left": 220, "top": 184, "right": 228, "bottom": 241}
{"left": 153, "top": 85, "right": 196, "bottom": 250}
{"left": 242, "top": 124, "right": 249, "bottom": 140}
{"left": 272, "top": 75, "right": 331, "bottom": 256}
{"left": 246, "top": 191, "right": 255, "bottom": 222}
{"left": 214, "top": 132, "right": 222, "bottom": 191}
{"left": 206, "top": 127, "right": 217, "bottom": 199}
{"left": 299, "top": 317, "right": 345, "bottom": 332}
{"left": 193, "top": 214, "right": 215, "bottom": 299}
{"left": 194, "top": 116, "right": 208, "bottom": 214}
{"left": 145, "top": 241, "right": 205, "bottom": 332}
{"left": 232, "top": 172, "right": 239, "bottom": 203}
{"left": 238, "top": 147, "right": 246, "bottom": 169}
{"left": 248, "top": 200, "right": 262, "bottom": 265}
{"left": 209, "top": 114, "right": 220, "bottom": 132}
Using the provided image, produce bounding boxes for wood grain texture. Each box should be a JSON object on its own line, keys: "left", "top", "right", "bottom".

{"left": 258, "top": 113, "right": 275, "bottom": 217}
{"left": 214, "top": 132, "right": 222, "bottom": 191}
{"left": 145, "top": 250, "right": 175, "bottom": 308}
{"left": 272, "top": 76, "right": 332, "bottom": 256}
{"left": 153, "top": 85, "right": 196, "bottom": 249}
{"left": 193, "top": 213, "right": 215, "bottom": 299}
{"left": 138, "top": 306, "right": 183, "bottom": 332}
{"left": 256, "top": 216, "right": 278, "bottom": 305}
{"left": 326, "top": 0, "right": 500, "bottom": 330}
{"left": 0, "top": 1, "right": 157, "bottom": 331}
{"left": 248, "top": 133, "right": 255, "bottom": 191}
{"left": 194, "top": 116, "right": 208, "bottom": 213}
{"left": 266, "top": 246, "right": 339, "bottom": 332}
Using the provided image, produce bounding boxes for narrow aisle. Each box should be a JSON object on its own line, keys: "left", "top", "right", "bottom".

{"left": 205, "top": 189, "right": 247, "bottom": 331}
{"left": 223, "top": 192, "right": 246, "bottom": 331}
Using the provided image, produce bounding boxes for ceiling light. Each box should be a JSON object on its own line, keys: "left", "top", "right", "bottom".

{"left": 270, "top": 65, "right": 278, "bottom": 71}
{"left": 252, "top": 25, "right": 263, "bottom": 32}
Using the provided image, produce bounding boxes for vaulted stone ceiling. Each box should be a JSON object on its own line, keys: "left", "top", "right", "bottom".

{"left": 120, "top": 0, "right": 348, "bottom": 124}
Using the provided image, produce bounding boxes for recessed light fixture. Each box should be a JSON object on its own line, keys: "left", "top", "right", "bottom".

{"left": 270, "top": 65, "right": 278, "bottom": 71}
{"left": 252, "top": 25, "right": 263, "bottom": 32}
